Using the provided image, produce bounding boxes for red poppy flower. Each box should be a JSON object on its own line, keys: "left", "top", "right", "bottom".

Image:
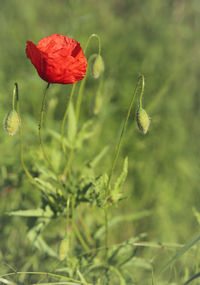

{"left": 26, "top": 34, "right": 87, "bottom": 84}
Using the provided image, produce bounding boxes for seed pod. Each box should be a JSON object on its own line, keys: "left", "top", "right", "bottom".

{"left": 4, "top": 110, "right": 20, "bottom": 136}
{"left": 91, "top": 55, "right": 104, "bottom": 79}
{"left": 136, "top": 108, "right": 150, "bottom": 134}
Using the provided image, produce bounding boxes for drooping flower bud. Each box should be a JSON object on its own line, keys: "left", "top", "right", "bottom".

{"left": 136, "top": 108, "right": 150, "bottom": 134}
{"left": 91, "top": 55, "right": 104, "bottom": 79}
{"left": 4, "top": 110, "right": 20, "bottom": 136}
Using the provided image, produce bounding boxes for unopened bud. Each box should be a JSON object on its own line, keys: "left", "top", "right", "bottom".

{"left": 91, "top": 55, "right": 104, "bottom": 79}
{"left": 136, "top": 108, "right": 150, "bottom": 134}
{"left": 4, "top": 110, "right": 20, "bottom": 136}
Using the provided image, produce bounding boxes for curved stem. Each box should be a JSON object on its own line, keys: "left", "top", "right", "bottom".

{"left": 15, "top": 83, "right": 44, "bottom": 192}
{"left": 61, "top": 84, "right": 76, "bottom": 156}
{"left": 75, "top": 54, "right": 96, "bottom": 122}
{"left": 84, "top": 33, "right": 101, "bottom": 55}
{"left": 139, "top": 74, "right": 145, "bottom": 108}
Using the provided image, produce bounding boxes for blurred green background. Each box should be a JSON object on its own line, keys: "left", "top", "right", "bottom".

{"left": 1, "top": 0, "right": 200, "bottom": 283}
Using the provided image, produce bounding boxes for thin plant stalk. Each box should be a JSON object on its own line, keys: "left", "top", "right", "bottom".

{"left": 62, "top": 54, "right": 96, "bottom": 179}
{"left": 61, "top": 34, "right": 101, "bottom": 177}
{"left": 61, "top": 83, "right": 76, "bottom": 156}
{"left": 71, "top": 196, "right": 90, "bottom": 252}
{"left": 0, "top": 271, "right": 88, "bottom": 285}
{"left": 104, "top": 75, "right": 145, "bottom": 261}
{"left": 84, "top": 33, "right": 101, "bottom": 55}
{"left": 106, "top": 75, "right": 144, "bottom": 197}
{"left": 15, "top": 83, "right": 44, "bottom": 192}
{"left": 39, "top": 83, "right": 66, "bottom": 192}
{"left": 65, "top": 196, "right": 71, "bottom": 254}
{"left": 39, "top": 83, "right": 51, "bottom": 167}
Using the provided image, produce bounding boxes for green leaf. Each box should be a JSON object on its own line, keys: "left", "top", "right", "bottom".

{"left": 0, "top": 277, "right": 17, "bottom": 285}
{"left": 113, "top": 157, "right": 128, "bottom": 192}
{"left": 34, "top": 177, "right": 57, "bottom": 194}
{"left": 31, "top": 235, "right": 58, "bottom": 258}
{"left": 95, "top": 211, "right": 151, "bottom": 239}
{"left": 109, "top": 266, "right": 126, "bottom": 285}
{"left": 160, "top": 231, "right": 200, "bottom": 275}
{"left": 87, "top": 146, "right": 109, "bottom": 169}
{"left": 27, "top": 218, "right": 57, "bottom": 258}
{"left": 6, "top": 208, "right": 53, "bottom": 218}
{"left": 32, "top": 281, "right": 83, "bottom": 285}
{"left": 75, "top": 120, "right": 94, "bottom": 150}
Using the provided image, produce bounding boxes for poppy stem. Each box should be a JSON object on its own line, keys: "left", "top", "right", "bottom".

{"left": 71, "top": 196, "right": 90, "bottom": 252}
{"left": 84, "top": 33, "right": 101, "bottom": 55}
{"left": 139, "top": 74, "right": 145, "bottom": 109}
{"left": 12, "top": 83, "right": 18, "bottom": 111}
{"left": 106, "top": 75, "right": 143, "bottom": 197}
{"left": 62, "top": 54, "right": 96, "bottom": 179}
{"left": 104, "top": 75, "right": 145, "bottom": 261}
{"left": 61, "top": 83, "right": 76, "bottom": 157}
{"left": 39, "top": 83, "right": 64, "bottom": 190}
{"left": 15, "top": 83, "right": 45, "bottom": 192}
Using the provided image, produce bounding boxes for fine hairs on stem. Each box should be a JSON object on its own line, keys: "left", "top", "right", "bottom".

{"left": 104, "top": 74, "right": 145, "bottom": 261}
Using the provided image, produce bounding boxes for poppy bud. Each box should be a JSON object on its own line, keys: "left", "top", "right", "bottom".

{"left": 91, "top": 55, "right": 104, "bottom": 79}
{"left": 136, "top": 108, "right": 150, "bottom": 134}
{"left": 4, "top": 110, "right": 20, "bottom": 136}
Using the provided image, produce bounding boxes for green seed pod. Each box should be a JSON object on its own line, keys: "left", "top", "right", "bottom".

{"left": 4, "top": 110, "right": 20, "bottom": 136}
{"left": 136, "top": 108, "right": 150, "bottom": 134}
{"left": 91, "top": 55, "right": 104, "bottom": 79}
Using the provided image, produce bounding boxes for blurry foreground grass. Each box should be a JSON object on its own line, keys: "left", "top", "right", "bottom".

{"left": 1, "top": 0, "right": 200, "bottom": 284}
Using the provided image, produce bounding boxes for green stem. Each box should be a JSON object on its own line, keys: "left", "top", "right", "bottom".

{"left": 84, "top": 33, "right": 101, "bottom": 55}
{"left": 106, "top": 75, "right": 143, "bottom": 197}
{"left": 39, "top": 83, "right": 51, "bottom": 166}
{"left": 105, "top": 207, "right": 109, "bottom": 262}
{"left": 139, "top": 74, "right": 145, "bottom": 108}
{"left": 0, "top": 271, "right": 87, "bottom": 284}
{"left": 15, "top": 83, "right": 44, "bottom": 192}
{"left": 104, "top": 75, "right": 144, "bottom": 262}
{"left": 12, "top": 84, "right": 17, "bottom": 111}
{"left": 75, "top": 54, "right": 96, "bottom": 122}
{"left": 39, "top": 83, "right": 65, "bottom": 191}
{"left": 62, "top": 54, "right": 96, "bottom": 179}
{"left": 61, "top": 84, "right": 76, "bottom": 156}
{"left": 62, "top": 150, "right": 74, "bottom": 179}
{"left": 71, "top": 196, "right": 90, "bottom": 252}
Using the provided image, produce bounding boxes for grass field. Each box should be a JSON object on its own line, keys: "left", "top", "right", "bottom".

{"left": 1, "top": 0, "right": 200, "bottom": 284}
